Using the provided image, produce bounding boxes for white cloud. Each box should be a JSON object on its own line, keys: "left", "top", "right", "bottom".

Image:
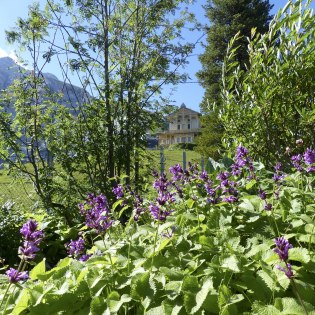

{"left": 0, "top": 47, "right": 19, "bottom": 63}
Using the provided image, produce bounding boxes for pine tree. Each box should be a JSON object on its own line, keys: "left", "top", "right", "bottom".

{"left": 195, "top": 0, "right": 273, "bottom": 159}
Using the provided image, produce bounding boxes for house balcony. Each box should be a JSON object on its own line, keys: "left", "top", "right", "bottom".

{"left": 157, "top": 128, "right": 201, "bottom": 135}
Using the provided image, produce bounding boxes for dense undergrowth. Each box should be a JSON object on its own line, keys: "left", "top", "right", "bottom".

{"left": 1, "top": 146, "right": 315, "bottom": 314}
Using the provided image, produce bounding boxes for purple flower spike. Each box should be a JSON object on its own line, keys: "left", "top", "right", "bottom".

{"left": 18, "top": 219, "right": 44, "bottom": 261}
{"left": 258, "top": 189, "right": 267, "bottom": 200}
{"left": 149, "top": 203, "right": 172, "bottom": 221}
{"left": 112, "top": 185, "right": 124, "bottom": 199}
{"left": 6, "top": 268, "right": 29, "bottom": 283}
{"left": 79, "top": 254, "right": 92, "bottom": 262}
{"left": 199, "top": 171, "right": 209, "bottom": 181}
{"left": 274, "top": 162, "right": 282, "bottom": 172}
{"left": 67, "top": 237, "right": 86, "bottom": 257}
{"left": 274, "top": 236, "right": 293, "bottom": 261}
{"left": 79, "top": 194, "right": 113, "bottom": 233}
{"left": 304, "top": 148, "right": 315, "bottom": 165}
{"left": 277, "top": 263, "right": 294, "bottom": 279}
{"left": 20, "top": 220, "right": 44, "bottom": 244}
{"left": 18, "top": 241, "right": 40, "bottom": 260}
{"left": 223, "top": 195, "right": 238, "bottom": 203}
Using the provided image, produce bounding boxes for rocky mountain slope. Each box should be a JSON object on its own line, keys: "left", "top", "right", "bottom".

{"left": 0, "top": 56, "right": 89, "bottom": 108}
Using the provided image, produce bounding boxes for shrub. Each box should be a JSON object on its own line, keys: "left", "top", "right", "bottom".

{"left": 1, "top": 146, "right": 315, "bottom": 314}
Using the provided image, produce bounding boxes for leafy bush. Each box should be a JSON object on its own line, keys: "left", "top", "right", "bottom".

{"left": 1, "top": 146, "right": 315, "bottom": 314}
{"left": 168, "top": 143, "right": 197, "bottom": 151}
{"left": 0, "top": 200, "right": 25, "bottom": 266}
{"left": 222, "top": 0, "right": 315, "bottom": 166}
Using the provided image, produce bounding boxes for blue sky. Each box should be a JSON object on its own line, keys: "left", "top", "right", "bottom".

{"left": 0, "top": 0, "right": 312, "bottom": 112}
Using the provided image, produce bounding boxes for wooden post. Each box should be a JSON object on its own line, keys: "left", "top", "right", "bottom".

{"left": 160, "top": 147, "right": 165, "bottom": 175}
{"left": 183, "top": 151, "right": 186, "bottom": 171}
{"left": 201, "top": 156, "right": 205, "bottom": 171}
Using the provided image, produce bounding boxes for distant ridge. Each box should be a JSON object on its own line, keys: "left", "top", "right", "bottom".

{"left": 0, "top": 57, "right": 89, "bottom": 109}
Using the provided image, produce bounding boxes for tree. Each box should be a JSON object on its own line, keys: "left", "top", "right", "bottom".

{"left": 221, "top": 0, "right": 315, "bottom": 166}
{"left": 195, "top": 0, "right": 273, "bottom": 159}
{"left": 1, "top": 0, "right": 195, "bottom": 220}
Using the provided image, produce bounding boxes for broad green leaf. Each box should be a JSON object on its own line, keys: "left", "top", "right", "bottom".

{"left": 30, "top": 259, "right": 46, "bottom": 280}
{"left": 191, "top": 278, "right": 214, "bottom": 314}
{"left": 221, "top": 255, "right": 240, "bottom": 272}
{"left": 289, "top": 247, "right": 310, "bottom": 264}
{"left": 12, "top": 289, "right": 30, "bottom": 315}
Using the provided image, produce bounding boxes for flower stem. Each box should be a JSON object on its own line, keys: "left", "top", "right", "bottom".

{"left": 150, "top": 220, "right": 160, "bottom": 271}
{"left": 292, "top": 279, "right": 309, "bottom": 315}
{"left": 0, "top": 283, "right": 11, "bottom": 311}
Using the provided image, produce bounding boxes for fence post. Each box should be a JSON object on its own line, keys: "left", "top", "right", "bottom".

{"left": 160, "top": 147, "right": 165, "bottom": 175}
{"left": 201, "top": 156, "right": 205, "bottom": 171}
{"left": 183, "top": 151, "right": 186, "bottom": 171}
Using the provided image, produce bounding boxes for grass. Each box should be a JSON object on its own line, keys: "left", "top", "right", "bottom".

{"left": 148, "top": 149, "right": 202, "bottom": 172}
{"left": 0, "top": 149, "right": 202, "bottom": 208}
{"left": 0, "top": 170, "right": 36, "bottom": 210}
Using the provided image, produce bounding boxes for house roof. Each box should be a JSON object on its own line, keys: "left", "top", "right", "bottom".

{"left": 168, "top": 103, "right": 201, "bottom": 117}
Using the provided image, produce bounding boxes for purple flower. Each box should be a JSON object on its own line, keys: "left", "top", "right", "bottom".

{"left": 112, "top": 185, "right": 124, "bottom": 199}
{"left": 231, "top": 163, "right": 241, "bottom": 176}
{"left": 277, "top": 263, "right": 294, "bottom": 279}
{"left": 18, "top": 219, "right": 44, "bottom": 261}
{"left": 149, "top": 203, "right": 172, "bottom": 221}
{"left": 79, "top": 194, "right": 113, "bottom": 233}
{"left": 156, "top": 192, "right": 175, "bottom": 206}
{"left": 274, "top": 236, "right": 293, "bottom": 261}
{"left": 20, "top": 220, "right": 44, "bottom": 245}
{"left": 67, "top": 237, "right": 86, "bottom": 257}
{"left": 153, "top": 174, "right": 170, "bottom": 192}
{"left": 217, "top": 171, "right": 230, "bottom": 181}
{"left": 205, "top": 183, "right": 215, "bottom": 196}
{"left": 223, "top": 195, "right": 238, "bottom": 203}
{"left": 304, "top": 148, "right": 315, "bottom": 165}
{"left": 272, "top": 173, "right": 285, "bottom": 183}
{"left": 199, "top": 171, "right": 208, "bottom": 181}
{"left": 291, "top": 154, "right": 303, "bottom": 171}
{"left": 258, "top": 189, "right": 267, "bottom": 200}
{"left": 79, "top": 254, "right": 92, "bottom": 262}
{"left": 169, "top": 164, "right": 184, "bottom": 181}
{"left": 274, "top": 162, "right": 282, "bottom": 172}
{"left": 6, "top": 268, "right": 29, "bottom": 283}
{"left": 66, "top": 237, "right": 91, "bottom": 262}
{"left": 264, "top": 202, "right": 272, "bottom": 211}
{"left": 18, "top": 241, "right": 40, "bottom": 260}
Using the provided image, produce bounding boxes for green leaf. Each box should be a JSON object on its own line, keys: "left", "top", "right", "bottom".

{"left": 30, "top": 259, "right": 46, "bottom": 280}
{"left": 90, "top": 296, "right": 107, "bottom": 315}
{"left": 130, "top": 272, "right": 155, "bottom": 303}
{"left": 12, "top": 289, "right": 30, "bottom": 315}
{"left": 221, "top": 255, "right": 240, "bottom": 272}
{"left": 289, "top": 247, "right": 311, "bottom": 264}
{"left": 218, "top": 284, "right": 243, "bottom": 315}
{"left": 106, "top": 291, "right": 131, "bottom": 313}
{"left": 191, "top": 277, "right": 214, "bottom": 314}
{"left": 186, "top": 198, "right": 195, "bottom": 209}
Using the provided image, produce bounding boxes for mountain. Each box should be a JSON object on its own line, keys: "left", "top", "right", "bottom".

{"left": 0, "top": 57, "right": 89, "bottom": 109}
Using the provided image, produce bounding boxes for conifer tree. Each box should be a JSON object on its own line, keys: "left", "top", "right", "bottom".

{"left": 196, "top": 0, "right": 273, "bottom": 158}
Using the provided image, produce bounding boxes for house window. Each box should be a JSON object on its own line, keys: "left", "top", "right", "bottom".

{"left": 188, "top": 124, "right": 190, "bottom": 130}
{"left": 177, "top": 137, "right": 180, "bottom": 143}
{"left": 177, "top": 125, "right": 180, "bottom": 130}
{"left": 181, "top": 137, "right": 186, "bottom": 143}
{"left": 188, "top": 137, "right": 192, "bottom": 142}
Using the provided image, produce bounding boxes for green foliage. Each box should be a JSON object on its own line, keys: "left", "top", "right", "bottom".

{"left": 1, "top": 148, "right": 315, "bottom": 314}
{"left": 194, "top": 111, "right": 225, "bottom": 160}
{"left": 0, "top": 200, "right": 25, "bottom": 265}
{"left": 196, "top": 0, "right": 273, "bottom": 160}
{"left": 222, "top": 0, "right": 315, "bottom": 166}
{"left": 1, "top": 0, "right": 195, "bottom": 220}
